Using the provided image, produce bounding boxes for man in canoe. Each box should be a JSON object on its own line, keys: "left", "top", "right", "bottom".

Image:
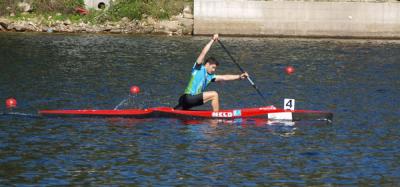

{"left": 174, "top": 34, "right": 249, "bottom": 111}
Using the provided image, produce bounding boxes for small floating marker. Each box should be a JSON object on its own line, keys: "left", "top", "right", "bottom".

{"left": 285, "top": 66, "right": 295, "bottom": 75}
{"left": 6, "top": 98, "right": 17, "bottom": 109}
{"left": 130, "top": 86, "right": 140, "bottom": 95}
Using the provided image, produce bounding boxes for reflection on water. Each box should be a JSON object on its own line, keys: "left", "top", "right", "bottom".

{"left": 181, "top": 118, "right": 300, "bottom": 137}
{"left": 0, "top": 33, "right": 399, "bottom": 185}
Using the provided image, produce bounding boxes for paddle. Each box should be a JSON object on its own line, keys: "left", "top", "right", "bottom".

{"left": 217, "top": 40, "right": 267, "bottom": 103}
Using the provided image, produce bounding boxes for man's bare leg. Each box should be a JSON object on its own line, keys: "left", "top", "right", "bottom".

{"left": 203, "top": 91, "right": 219, "bottom": 111}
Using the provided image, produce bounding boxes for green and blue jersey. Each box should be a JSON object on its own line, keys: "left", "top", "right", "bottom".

{"left": 184, "top": 62, "right": 216, "bottom": 95}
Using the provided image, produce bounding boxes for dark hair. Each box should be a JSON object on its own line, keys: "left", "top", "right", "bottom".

{"left": 205, "top": 57, "right": 219, "bottom": 66}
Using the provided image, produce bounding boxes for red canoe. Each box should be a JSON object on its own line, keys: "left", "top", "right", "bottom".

{"left": 151, "top": 106, "right": 332, "bottom": 121}
{"left": 39, "top": 106, "right": 333, "bottom": 121}
{"left": 39, "top": 109, "right": 152, "bottom": 117}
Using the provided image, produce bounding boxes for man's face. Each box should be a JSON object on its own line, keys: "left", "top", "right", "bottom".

{"left": 205, "top": 63, "right": 217, "bottom": 74}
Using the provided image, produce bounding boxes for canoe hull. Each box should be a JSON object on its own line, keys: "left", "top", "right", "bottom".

{"left": 39, "top": 106, "right": 333, "bottom": 121}
{"left": 151, "top": 107, "right": 333, "bottom": 121}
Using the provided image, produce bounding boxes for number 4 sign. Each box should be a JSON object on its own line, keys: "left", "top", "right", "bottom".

{"left": 284, "top": 98, "right": 295, "bottom": 110}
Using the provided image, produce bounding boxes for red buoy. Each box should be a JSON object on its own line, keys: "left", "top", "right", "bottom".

{"left": 130, "top": 86, "right": 140, "bottom": 94}
{"left": 285, "top": 66, "right": 295, "bottom": 75}
{"left": 6, "top": 98, "right": 17, "bottom": 109}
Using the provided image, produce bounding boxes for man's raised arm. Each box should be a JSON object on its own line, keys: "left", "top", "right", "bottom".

{"left": 196, "top": 34, "right": 219, "bottom": 64}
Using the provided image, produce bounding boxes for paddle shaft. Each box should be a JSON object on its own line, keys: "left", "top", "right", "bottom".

{"left": 217, "top": 40, "right": 267, "bottom": 102}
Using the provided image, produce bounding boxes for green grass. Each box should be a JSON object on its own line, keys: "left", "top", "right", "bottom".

{"left": 1, "top": 0, "right": 193, "bottom": 24}
{"left": 0, "top": 0, "right": 85, "bottom": 16}
{"left": 31, "top": 0, "right": 84, "bottom": 14}
{"left": 106, "top": 0, "right": 193, "bottom": 21}
{"left": 0, "top": 0, "right": 18, "bottom": 16}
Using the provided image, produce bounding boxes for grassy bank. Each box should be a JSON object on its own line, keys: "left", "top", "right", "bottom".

{"left": 1, "top": 0, "right": 193, "bottom": 23}
{"left": 0, "top": 0, "right": 84, "bottom": 15}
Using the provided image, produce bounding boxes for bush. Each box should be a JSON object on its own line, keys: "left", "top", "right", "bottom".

{"left": 31, "top": 0, "right": 84, "bottom": 14}
{"left": 108, "top": 0, "right": 193, "bottom": 20}
{"left": 0, "top": 0, "right": 84, "bottom": 16}
{"left": 108, "top": 0, "right": 143, "bottom": 21}
{"left": 0, "top": 0, "right": 18, "bottom": 16}
{"left": 1, "top": 0, "right": 193, "bottom": 23}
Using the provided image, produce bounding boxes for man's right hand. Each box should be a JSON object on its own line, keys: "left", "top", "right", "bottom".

{"left": 197, "top": 34, "right": 219, "bottom": 64}
{"left": 212, "top": 34, "right": 219, "bottom": 41}
{"left": 240, "top": 72, "right": 249, "bottom": 80}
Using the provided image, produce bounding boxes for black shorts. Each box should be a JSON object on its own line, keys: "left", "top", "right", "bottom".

{"left": 174, "top": 94, "right": 204, "bottom": 110}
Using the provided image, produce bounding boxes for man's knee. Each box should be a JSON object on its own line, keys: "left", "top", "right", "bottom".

{"left": 210, "top": 91, "right": 218, "bottom": 99}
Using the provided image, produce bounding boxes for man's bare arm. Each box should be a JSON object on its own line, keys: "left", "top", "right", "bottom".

{"left": 214, "top": 72, "right": 249, "bottom": 82}
{"left": 196, "top": 34, "right": 219, "bottom": 64}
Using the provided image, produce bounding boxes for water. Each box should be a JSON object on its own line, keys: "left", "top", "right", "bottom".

{"left": 0, "top": 33, "right": 399, "bottom": 185}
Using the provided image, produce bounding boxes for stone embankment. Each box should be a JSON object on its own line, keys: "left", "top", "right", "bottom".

{"left": 0, "top": 7, "right": 193, "bottom": 35}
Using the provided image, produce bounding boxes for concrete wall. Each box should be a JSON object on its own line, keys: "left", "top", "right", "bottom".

{"left": 194, "top": 0, "right": 400, "bottom": 38}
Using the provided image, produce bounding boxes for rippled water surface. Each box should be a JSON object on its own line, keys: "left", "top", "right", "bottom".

{"left": 0, "top": 33, "right": 399, "bottom": 185}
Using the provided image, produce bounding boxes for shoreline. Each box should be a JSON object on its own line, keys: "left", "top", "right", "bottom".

{"left": 3, "top": 26, "right": 400, "bottom": 41}
{"left": 0, "top": 14, "right": 194, "bottom": 36}
{"left": 2, "top": 16, "right": 400, "bottom": 40}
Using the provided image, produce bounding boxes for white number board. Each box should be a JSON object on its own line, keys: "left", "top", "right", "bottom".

{"left": 284, "top": 98, "right": 295, "bottom": 110}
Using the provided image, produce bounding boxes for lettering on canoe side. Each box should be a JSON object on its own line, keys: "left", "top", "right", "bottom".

{"left": 212, "top": 112, "right": 233, "bottom": 118}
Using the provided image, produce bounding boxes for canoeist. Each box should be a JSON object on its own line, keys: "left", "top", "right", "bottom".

{"left": 174, "top": 34, "right": 248, "bottom": 111}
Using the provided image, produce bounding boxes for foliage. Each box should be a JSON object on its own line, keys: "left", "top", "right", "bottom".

{"left": 0, "top": 0, "right": 84, "bottom": 16}
{"left": 0, "top": 0, "right": 18, "bottom": 16}
{"left": 31, "top": 0, "right": 84, "bottom": 14}
{"left": 1, "top": 0, "right": 193, "bottom": 23}
{"left": 102, "top": 0, "right": 192, "bottom": 21}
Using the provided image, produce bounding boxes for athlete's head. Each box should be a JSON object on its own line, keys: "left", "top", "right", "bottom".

{"left": 204, "top": 57, "right": 219, "bottom": 74}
